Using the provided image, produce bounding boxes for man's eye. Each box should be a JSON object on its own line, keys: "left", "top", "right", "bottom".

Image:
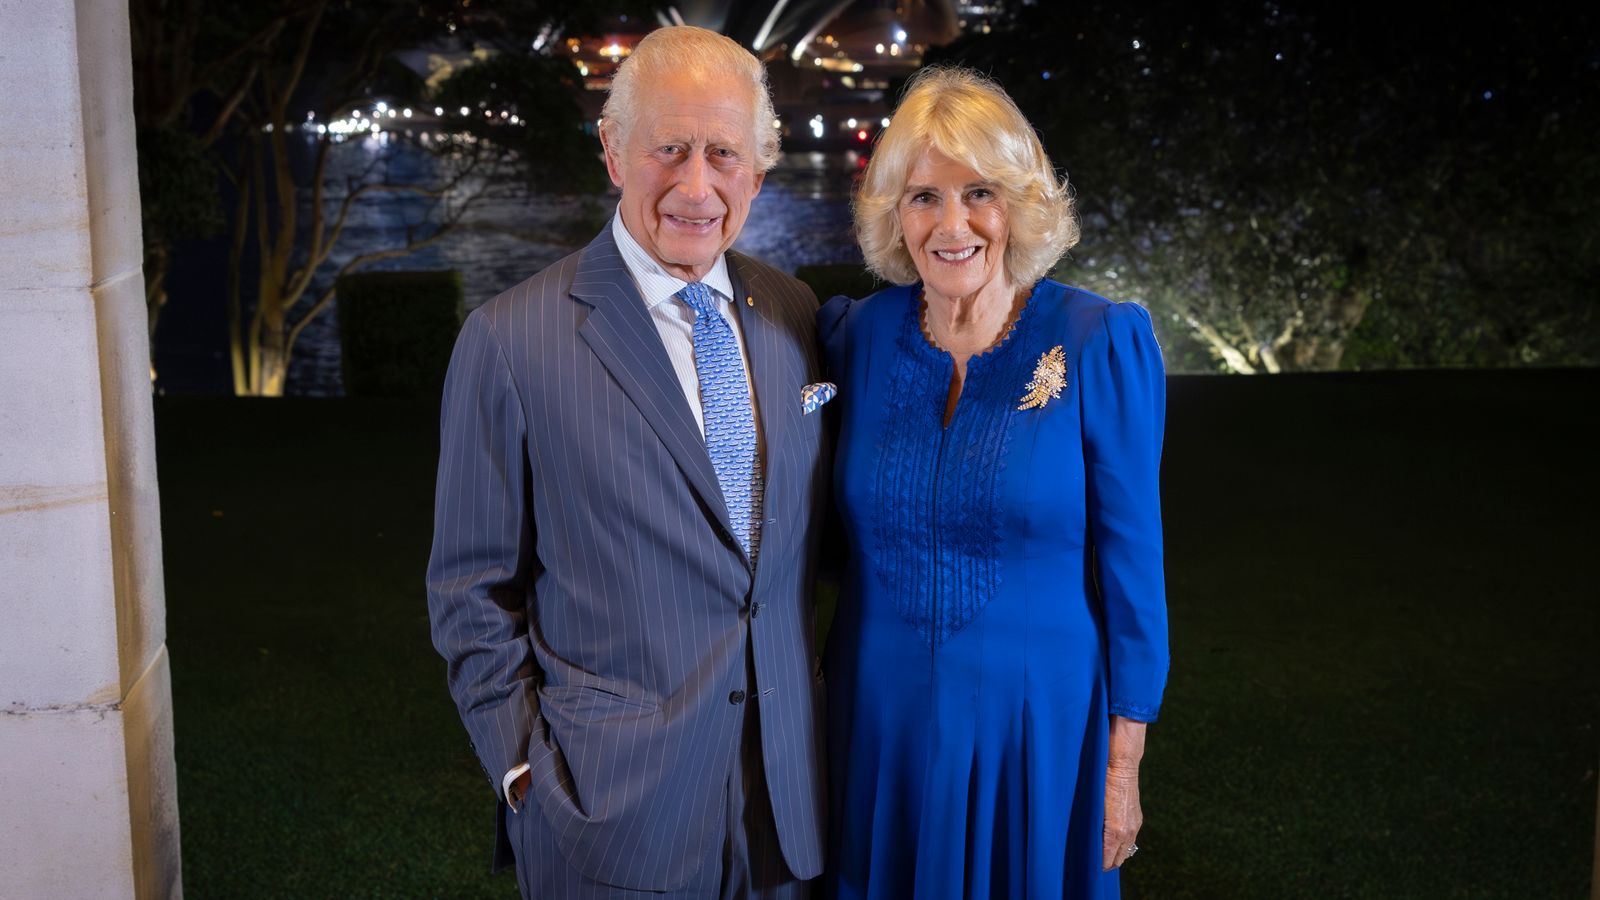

{"left": 659, "top": 144, "right": 684, "bottom": 155}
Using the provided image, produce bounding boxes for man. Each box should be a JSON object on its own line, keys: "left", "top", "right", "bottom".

{"left": 426, "top": 25, "right": 829, "bottom": 899}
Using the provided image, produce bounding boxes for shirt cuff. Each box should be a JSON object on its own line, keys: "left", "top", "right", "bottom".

{"left": 502, "top": 763, "right": 531, "bottom": 812}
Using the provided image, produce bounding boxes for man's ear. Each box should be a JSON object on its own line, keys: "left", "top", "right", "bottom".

{"left": 600, "top": 124, "right": 626, "bottom": 189}
{"left": 751, "top": 168, "right": 765, "bottom": 198}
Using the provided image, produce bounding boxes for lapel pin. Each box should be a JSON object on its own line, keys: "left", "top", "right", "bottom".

{"left": 745, "top": 295, "right": 755, "bottom": 307}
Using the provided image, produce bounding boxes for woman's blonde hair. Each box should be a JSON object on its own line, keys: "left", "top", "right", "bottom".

{"left": 855, "top": 66, "right": 1078, "bottom": 286}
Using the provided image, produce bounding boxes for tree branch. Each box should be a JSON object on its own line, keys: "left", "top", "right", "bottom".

{"left": 248, "top": 134, "right": 271, "bottom": 395}
{"left": 1184, "top": 311, "right": 1258, "bottom": 374}
{"left": 283, "top": 225, "right": 454, "bottom": 358}
{"left": 199, "top": 59, "right": 261, "bottom": 147}
{"left": 283, "top": 175, "right": 494, "bottom": 359}
{"left": 227, "top": 141, "right": 255, "bottom": 395}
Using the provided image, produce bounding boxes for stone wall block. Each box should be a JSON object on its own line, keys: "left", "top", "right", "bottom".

{"left": 0, "top": 702, "right": 136, "bottom": 897}
{"left": 0, "top": 0, "right": 94, "bottom": 290}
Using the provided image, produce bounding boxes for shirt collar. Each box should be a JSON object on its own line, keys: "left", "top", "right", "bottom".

{"left": 611, "top": 211, "right": 735, "bottom": 309}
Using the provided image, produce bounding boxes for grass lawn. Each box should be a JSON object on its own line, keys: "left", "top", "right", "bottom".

{"left": 155, "top": 369, "right": 1597, "bottom": 898}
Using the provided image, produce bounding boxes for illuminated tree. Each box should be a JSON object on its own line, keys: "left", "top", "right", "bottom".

{"left": 133, "top": 0, "right": 646, "bottom": 395}
{"left": 931, "top": 1, "right": 1598, "bottom": 371}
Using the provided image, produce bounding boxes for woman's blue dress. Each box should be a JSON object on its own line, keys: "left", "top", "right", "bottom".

{"left": 818, "top": 281, "right": 1170, "bottom": 899}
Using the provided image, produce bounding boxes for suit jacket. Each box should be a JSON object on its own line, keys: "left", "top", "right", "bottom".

{"left": 426, "top": 223, "right": 829, "bottom": 890}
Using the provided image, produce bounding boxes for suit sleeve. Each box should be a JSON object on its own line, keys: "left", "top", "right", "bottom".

{"left": 426, "top": 309, "right": 541, "bottom": 797}
{"left": 1079, "top": 301, "right": 1170, "bottom": 722}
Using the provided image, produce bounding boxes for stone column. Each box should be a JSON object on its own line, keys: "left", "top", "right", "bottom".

{"left": 0, "top": 0, "right": 181, "bottom": 896}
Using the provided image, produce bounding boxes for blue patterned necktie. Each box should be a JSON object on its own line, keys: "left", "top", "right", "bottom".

{"left": 677, "top": 282, "right": 762, "bottom": 559}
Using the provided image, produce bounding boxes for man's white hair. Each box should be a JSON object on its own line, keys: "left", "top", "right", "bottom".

{"left": 601, "top": 25, "right": 781, "bottom": 172}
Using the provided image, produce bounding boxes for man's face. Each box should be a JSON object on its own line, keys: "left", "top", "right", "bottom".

{"left": 602, "top": 70, "right": 766, "bottom": 283}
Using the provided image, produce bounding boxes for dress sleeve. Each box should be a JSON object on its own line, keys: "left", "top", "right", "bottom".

{"left": 816, "top": 293, "right": 855, "bottom": 382}
{"left": 1079, "top": 301, "right": 1170, "bottom": 722}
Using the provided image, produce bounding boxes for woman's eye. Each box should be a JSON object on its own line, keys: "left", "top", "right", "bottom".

{"left": 970, "top": 188, "right": 994, "bottom": 201}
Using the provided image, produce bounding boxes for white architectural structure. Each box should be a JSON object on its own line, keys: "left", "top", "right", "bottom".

{"left": 0, "top": 0, "right": 182, "bottom": 895}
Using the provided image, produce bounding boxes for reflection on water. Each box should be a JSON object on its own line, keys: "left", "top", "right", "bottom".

{"left": 286, "top": 146, "right": 863, "bottom": 396}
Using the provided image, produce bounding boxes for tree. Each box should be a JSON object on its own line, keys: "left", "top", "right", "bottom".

{"left": 133, "top": 0, "right": 647, "bottom": 395}
{"left": 928, "top": 1, "right": 1599, "bottom": 372}
{"left": 131, "top": 0, "right": 301, "bottom": 342}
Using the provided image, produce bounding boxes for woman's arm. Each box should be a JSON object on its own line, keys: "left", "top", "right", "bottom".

{"left": 1103, "top": 715, "right": 1148, "bottom": 870}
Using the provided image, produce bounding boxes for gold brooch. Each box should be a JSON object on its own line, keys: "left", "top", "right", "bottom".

{"left": 1017, "top": 346, "right": 1067, "bottom": 411}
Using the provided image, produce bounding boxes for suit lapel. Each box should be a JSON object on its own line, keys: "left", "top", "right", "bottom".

{"left": 571, "top": 226, "right": 738, "bottom": 547}
{"left": 730, "top": 255, "right": 793, "bottom": 570}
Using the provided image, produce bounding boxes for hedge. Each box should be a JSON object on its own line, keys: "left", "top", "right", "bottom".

{"left": 336, "top": 270, "right": 463, "bottom": 398}
{"left": 793, "top": 263, "right": 882, "bottom": 305}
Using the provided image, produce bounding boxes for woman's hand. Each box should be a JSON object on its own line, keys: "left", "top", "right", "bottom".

{"left": 1103, "top": 715, "right": 1148, "bottom": 870}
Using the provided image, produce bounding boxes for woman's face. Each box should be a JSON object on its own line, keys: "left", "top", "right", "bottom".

{"left": 897, "top": 148, "right": 1011, "bottom": 304}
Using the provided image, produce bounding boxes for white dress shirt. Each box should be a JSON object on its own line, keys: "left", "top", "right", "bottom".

{"left": 502, "top": 213, "right": 764, "bottom": 810}
{"left": 610, "top": 212, "right": 763, "bottom": 444}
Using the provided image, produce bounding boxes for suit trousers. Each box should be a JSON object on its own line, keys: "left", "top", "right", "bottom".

{"left": 513, "top": 646, "right": 812, "bottom": 899}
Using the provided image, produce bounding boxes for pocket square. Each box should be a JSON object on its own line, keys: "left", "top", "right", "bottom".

{"left": 801, "top": 382, "right": 837, "bottom": 415}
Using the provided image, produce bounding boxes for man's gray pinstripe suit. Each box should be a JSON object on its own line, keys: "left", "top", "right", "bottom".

{"left": 426, "top": 222, "right": 829, "bottom": 893}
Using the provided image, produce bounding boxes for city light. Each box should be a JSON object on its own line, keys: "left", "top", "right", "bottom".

{"left": 847, "top": 118, "right": 857, "bottom": 128}
{"left": 856, "top": 129, "right": 868, "bottom": 141}
{"left": 895, "top": 29, "right": 908, "bottom": 43}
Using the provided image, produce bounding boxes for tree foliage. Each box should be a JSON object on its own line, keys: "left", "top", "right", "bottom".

{"left": 132, "top": 0, "right": 652, "bottom": 394}
{"left": 928, "top": 1, "right": 1599, "bottom": 371}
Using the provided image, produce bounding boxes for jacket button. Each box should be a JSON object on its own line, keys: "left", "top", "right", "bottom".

{"left": 729, "top": 690, "right": 746, "bottom": 705}
{"left": 750, "top": 602, "right": 763, "bottom": 618}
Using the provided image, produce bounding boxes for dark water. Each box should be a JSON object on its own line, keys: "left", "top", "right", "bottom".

{"left": 283, "top": 141, "right": 864, "bottom": 396}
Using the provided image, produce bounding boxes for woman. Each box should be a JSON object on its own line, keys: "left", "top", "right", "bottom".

{"left": 819, "top": 67, "right": 1169, "bottom": 899}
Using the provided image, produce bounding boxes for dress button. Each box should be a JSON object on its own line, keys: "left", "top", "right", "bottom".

{"left": 729, "top": 690, "right": 746, "bottom": 705}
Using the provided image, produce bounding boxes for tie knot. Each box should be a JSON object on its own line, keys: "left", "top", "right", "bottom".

{"left": 676, "top": 282, "right": 718, "bottom": 318}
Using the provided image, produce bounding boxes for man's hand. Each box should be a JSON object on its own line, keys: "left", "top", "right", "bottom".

{"left": 1102, "top": 715, "right": 1147, "bottom": 870}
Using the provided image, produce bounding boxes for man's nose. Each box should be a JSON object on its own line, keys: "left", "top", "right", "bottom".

{"left": 677, "top": 152, "right": 710, "bottom": 203}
